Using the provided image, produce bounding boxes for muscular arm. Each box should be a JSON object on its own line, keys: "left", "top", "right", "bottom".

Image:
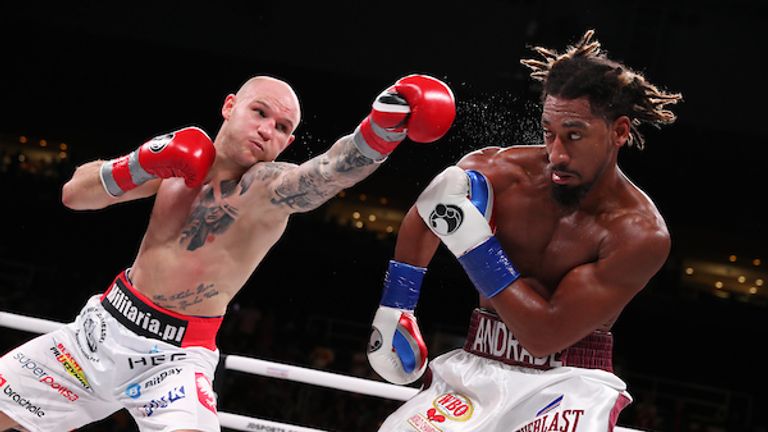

{"left": 392, "top": 148, "right": 506, "bottom": 267}
{"left": 393, "top": 206, "right": 441, "bottom": 266}
{"left": 264, "top": 134, "right": 382, "bottom": 213}
{"left": 490, "top": 218, "right": 670, "bottom": 357}
{"left": 392, "top": 148, "right": 502, "bottom": 273}
{"left": 61, "top": 160, "right": 161, "bottom": 210}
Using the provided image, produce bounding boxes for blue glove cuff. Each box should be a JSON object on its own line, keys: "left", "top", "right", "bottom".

{"left": 458, "top": 236, "right": 520, "bottom": 298}
{"left": 380, "top": 260, "right": 427, "bottom": 310}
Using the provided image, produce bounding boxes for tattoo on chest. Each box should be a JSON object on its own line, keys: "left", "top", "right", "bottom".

{"left": 180, "top": 181, "right": 240, "bottom": 251}
{"left": 152, "top": 283, "right": 219, "bottom": 311}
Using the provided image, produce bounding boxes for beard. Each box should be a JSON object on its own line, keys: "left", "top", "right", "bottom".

{"left": 551, "top": 181, "right": 593, "bottom": 209}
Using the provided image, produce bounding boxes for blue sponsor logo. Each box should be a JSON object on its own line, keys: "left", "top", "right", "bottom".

{"left": 125, "top": 383, "right": 141, "bottom": 399}
{"left": 141, "top": 385, "right": 186, "bottom": 417}
{"left": 536, "top": 394, "right": 564, "bottom": 417}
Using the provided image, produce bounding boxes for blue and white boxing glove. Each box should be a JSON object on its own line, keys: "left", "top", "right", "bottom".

{"left": 416, "top": 166, "right": 520, "bottom": 298}
{"left": 367, "top": 260, "right": 429, "bottom": 385}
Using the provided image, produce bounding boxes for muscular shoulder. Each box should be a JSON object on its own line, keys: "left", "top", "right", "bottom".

{"left": 600, "top": 192, "right": 671, "bottom": 267}
{"left": 240, "top": 162, "right": 299, "bottom": 194}
{"left": 456, "top": 145, "right": 548, "bottom": 189}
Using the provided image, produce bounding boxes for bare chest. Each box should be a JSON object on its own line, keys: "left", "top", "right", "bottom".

{"left": 146, "top": 179, "right": 285, "bottom": 252}
{"left": 491, "top": 189, "right": 604, "bottom": 294}
{"left": 133, "top": 180, "right": 287, "bottom": 309}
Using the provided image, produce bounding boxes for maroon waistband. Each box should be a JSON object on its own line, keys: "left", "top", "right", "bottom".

{"left": 463, "top": 308, "right": 613, "bottom": 372}
{"left": 100, "top": 271, "right": 222, "bottom": 350}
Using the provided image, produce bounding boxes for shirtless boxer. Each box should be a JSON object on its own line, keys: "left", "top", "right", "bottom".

{"left": 0, "top": 74, "right": 455, "bottom": 432}
{"left": 368, "top": 30, "right": 682, "bottom": 431}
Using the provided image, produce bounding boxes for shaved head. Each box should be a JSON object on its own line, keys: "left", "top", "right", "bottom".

{"left": 235, "top": 76, "right": 301, "bottom": 127}
{"left": 217, "top": 74, "right": 302, "bottom": 165}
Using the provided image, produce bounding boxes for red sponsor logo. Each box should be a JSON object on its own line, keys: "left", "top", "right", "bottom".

{"left": 407, "top": 414, "right": 443, "bottom": 432}
{"left": 195, "top": 372, "right": 216, "bottom": 414}
{"left": 432, "top": 392, "right": 474, "bottom": 421}
{"left": 0, "top": 374, "right": 6, "bottom": 387}
{"left": 514, "top": 409, "right": 585, "bottom": 432}
{"left": 426, "top": 408, "right": 445, "bottom": 422}
{"left": 50, "top": 341, "right": 92, "bottom": 391}
{"left": 12, "top": 352, "right": 79, "bottom": 401}
{"left": 38, "top": 375, "right": 79, "bottom": 402}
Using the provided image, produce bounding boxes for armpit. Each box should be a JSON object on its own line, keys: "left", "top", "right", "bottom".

{"left": 239, "top": 162, "right": 297, "bottom": 196}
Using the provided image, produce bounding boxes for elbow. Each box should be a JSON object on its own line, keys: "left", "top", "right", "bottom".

{"left": 61, "top": 180, "right": 98, "bottom": 210}
{"left": 61, "top": 181, "right": 78, "bottom": 209}
{"left": 515, "top": 325, "right": 569, "bottom": 358}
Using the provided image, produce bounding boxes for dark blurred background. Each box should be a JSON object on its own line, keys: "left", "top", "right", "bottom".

{"left": 1, "top": 1, "right": 766, "bottom": 431}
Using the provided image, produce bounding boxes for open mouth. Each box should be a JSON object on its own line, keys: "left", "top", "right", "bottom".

{"left": 551, "top": 169, "right": 576, "bottom": 185}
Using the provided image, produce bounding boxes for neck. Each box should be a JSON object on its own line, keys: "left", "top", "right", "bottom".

{"left": 206, "top": 136, "right": 250, "bottom": 184}
{"left": 579, "top": 163, "right": 624, "bottom": 212}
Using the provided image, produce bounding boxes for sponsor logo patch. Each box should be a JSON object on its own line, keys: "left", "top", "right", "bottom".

{"left": 1, "top": 374, "right": 46, "bottom": 417}
{"left": 471, "top": 315, "right": 563, "bottom": 368}
{"left": 49, "top": 341, "right": 92, "bottom": 392}
{"left": 102, "top": 280, "right": 188, "bottom": 346}
{"left": 75, "top": 307, "right": 107, "bottom": 362}
{"left": 513, "top": 409, "right": 586, "bottom": 432}
{"left": 147, "top": 133, "right": 173, "bottom": 153}
{"left": 195, "top": 372, "right": 216, "bottom": 414}
{"left": 128, "top": 353, "right": 187, "bottom": 370}
{"left": 139, "top": 385, "right": 186, "bottom": 417}
{"left": 432, "top": 392, "right": 474, "bottom": 422}
{"left": 407, "top": 413, "right": 443, "bottom": 432}
{"left": 368, "top": 327, "right": 383, "bottom": 353}
{"left": 125, "top": 383, "right": 142, "bottom": 399}
{"left": 428, "top": 204, "right": 463, "bottom": 235}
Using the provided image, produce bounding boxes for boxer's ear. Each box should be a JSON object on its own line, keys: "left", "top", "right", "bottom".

{"left": 612, "top": 116, "right": 631, "bottom": 148}
{"left": 222, "top": 94, "right": 236, "bottom": 121}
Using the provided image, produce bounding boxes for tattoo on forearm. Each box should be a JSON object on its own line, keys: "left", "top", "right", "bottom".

{"left": 272, "top": 137, "right": 378, "bottom": 211}
{"left": 270, "top": 192, "right": 309, "bottom": 207}
{"left": 334, "top": 146, "right": 376, "bottom": 172}
{"left": 152, "top": 283, "right": 219, "bottom": 311}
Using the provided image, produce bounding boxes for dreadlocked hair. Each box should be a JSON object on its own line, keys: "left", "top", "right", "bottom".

{"left": 520, "top": 29, "right": 682, "bottom": 150}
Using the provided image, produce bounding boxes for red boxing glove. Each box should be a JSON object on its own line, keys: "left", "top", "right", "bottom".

{"left": 394, "top": 75, "right": 456, "bottom": 143}
{"left": 100, "top": 127, "right": 215, "bottom": 197}
{"left": 354, "top": 75, "right": 456, "bottom": 159}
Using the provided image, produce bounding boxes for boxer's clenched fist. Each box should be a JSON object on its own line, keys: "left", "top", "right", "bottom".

{"left": 100, "top": 127, "right": 215, "bottom": 197}
{"left": 354, "top": 75, "right": 456, "bottom": 159}
{"left": 368, "top": 260, "right": 429, "bottom": 384}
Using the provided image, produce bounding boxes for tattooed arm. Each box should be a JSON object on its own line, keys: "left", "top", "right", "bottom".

{"left": 249, "top": 134, "right": 380, "bottom": 214}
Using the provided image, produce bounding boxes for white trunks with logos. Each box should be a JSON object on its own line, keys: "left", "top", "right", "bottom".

{"left": 378, "top": 309, "right": 631, "bottom": 432}
{"left": 0, "top": 270, "right": 222, "bottom": 432}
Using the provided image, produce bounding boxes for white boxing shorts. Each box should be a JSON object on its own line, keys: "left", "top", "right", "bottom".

{"left": 0, "top": 270, "right": 223, "bottom": 432}
{"left": 378, "top": 308, "right": 631, "bottom": 432}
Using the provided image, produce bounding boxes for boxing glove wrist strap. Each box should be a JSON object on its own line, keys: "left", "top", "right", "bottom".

{"left": 353, "top": 117, "right": 405, "bottom": 161}
{"left": 100, "top": 151, "right": 154, "bottom": 197}
{"left": 380, "top": 260, "right": 427, "bottom": 310}
{"left": 458, "top": 236, "right": 520, "bottom": 298}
